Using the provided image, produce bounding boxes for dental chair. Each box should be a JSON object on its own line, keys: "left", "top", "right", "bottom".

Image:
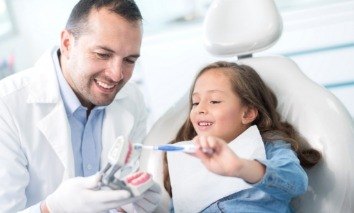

{"left": 140, "top": 0, "right": 354, "bottom": 212}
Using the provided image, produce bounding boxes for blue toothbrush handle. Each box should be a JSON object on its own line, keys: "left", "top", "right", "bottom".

{"left": 155, "top": 145, "right": 184, "bottom": 151}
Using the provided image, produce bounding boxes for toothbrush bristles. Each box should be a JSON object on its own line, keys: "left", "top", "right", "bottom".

{"left": 133, "top": 143, "right": 143, "bottom": 150}
{"left": 133, "top": 143, "right": 154, "bottom": 150}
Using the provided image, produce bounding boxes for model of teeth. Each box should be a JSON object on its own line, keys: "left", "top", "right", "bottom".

{"left": 124, "top": 171, "right": 154, "bottom": 196}
{"left": 99, "top": 136, "right": 154, "bottom": 197}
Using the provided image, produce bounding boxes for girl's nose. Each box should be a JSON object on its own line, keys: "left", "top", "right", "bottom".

{"left": 197, "top": 103, "right": 207, "bottom": 114}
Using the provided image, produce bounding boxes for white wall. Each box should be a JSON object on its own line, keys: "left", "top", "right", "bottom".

{"left": 137, "top": 1, "right": 354, "bottom": 127}
{"left": 0, "top": 0, "right": 76, "bottom": 71}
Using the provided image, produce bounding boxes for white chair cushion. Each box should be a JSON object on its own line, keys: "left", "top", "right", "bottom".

{"left": 204, "top": 0, "right": 282, "bottom": 56}
{"left": 141, "top": 56, "right": 354, "bottom": 212}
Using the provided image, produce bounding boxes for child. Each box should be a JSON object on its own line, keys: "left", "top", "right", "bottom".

{"left": 163, "top": 61, "right": 321, "bottom": 212}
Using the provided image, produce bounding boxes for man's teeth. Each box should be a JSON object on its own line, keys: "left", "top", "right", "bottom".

{"left": 199, "top": 122, "right": 213, "bottom": 126}
{"left": 96, "top": 80, "right": 115, "bottom": 89}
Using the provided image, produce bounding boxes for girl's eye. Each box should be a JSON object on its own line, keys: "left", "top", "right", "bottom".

{"left": 96, "top": 53, "right": 110, "bottom": 60}
{"left": 210, "top": 101, "right": 221, "bottom": 104}
{"left": 192, "top": 102, "right": 199, "bottom": 106}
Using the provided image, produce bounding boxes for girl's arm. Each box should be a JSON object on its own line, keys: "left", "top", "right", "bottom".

{"left": 253, "top": 140, "right": 308, "bottom": 201}
{"left": 193, "top": 136, "right": 307, "bottom": 201}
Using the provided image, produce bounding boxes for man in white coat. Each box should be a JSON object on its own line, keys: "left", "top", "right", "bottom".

{"left": 0, "top": 0, "right": 161, "bottom": 212}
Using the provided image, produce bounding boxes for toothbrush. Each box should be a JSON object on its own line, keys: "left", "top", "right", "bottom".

{"left": 133, "top": 143, "right": 213, "bottom": 154}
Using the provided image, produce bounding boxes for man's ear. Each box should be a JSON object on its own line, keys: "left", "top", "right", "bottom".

{"left": 60, "top": 29, "right": 74, "bottom": 60}
{"left": 241, "top": 106, "right": 258, "bottom": 125}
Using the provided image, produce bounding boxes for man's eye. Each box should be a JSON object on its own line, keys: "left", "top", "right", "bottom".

{"left": 96, "top": 53, "right": 110, "bottom": 59}
{"left": 124, "top": 58, "right": 137, "bottom": 64}
{"left": 192, "top": 102, "right": 199, "bottom": 106}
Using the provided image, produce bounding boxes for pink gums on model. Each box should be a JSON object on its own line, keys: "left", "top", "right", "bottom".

{"left": 125, "top": 171, "right": 154, "bottom": 196}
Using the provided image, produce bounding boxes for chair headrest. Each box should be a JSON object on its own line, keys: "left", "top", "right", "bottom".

{"left": 203, "top": 0, "right": 282, "bottom": 56}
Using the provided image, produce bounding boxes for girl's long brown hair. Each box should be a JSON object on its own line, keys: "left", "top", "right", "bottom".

{"left": 163, "top": 61, "right": 321, "bottom": 197}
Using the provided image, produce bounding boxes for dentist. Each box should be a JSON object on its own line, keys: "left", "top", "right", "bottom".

{"left": 0, "top": 0, "right": 161, "bottom": 212}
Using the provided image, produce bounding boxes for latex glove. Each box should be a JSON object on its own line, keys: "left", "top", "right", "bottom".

{"left": 46, "top": 173, "right": 132, "bottom": 213}
{"left": 132, "top": 182, "right": 162, "bottom": 213}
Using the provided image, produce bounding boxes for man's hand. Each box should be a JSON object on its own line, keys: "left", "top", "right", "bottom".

{"left": 45, "top": 173, "right": 132, "bottom": 212}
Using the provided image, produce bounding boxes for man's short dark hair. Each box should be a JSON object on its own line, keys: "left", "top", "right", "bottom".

{"left": 66, "top": 0, "right": 142, "bottom": 38}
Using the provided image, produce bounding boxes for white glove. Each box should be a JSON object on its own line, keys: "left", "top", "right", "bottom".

{"left": 45, "top": 173, "right": 132, "bottom": 213}
{"left": 132, "top": 182, "right": 162, "bottom": 213}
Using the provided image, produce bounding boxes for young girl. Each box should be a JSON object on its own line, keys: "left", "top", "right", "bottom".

{"left": 163, "top": 61, "right": 321, "bottom": 212}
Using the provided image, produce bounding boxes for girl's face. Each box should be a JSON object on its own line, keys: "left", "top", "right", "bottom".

{"left": 190, "top": 69, "right": 249, "bottom": 142}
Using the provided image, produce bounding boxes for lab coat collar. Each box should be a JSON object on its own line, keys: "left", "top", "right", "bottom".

{"left": 28, "top": 47, "right": 75, "bottom": 178}
{"left": 37, "top": 102, "right": 75, "bottom": 179}
{"left": 27, "top": 47, "right": 61, "bottom": 104}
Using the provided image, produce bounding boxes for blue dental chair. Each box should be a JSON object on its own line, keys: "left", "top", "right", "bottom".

{"left": 140, "top": 0, "right": 354, "bottom": 212}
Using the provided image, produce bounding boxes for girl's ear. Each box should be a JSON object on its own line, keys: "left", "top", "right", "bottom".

{"left": 241, "top": 106, "right": 258, "bottom": 125}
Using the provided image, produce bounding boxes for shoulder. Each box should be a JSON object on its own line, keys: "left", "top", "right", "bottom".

{"left": 0, "top": 69, "right": 33, "bottom": 98}
{"left": 0, "top": 48, "right": 54, "bottom": 98}
{"left": 264, "top": 140, "right": 296, "bottom": 159}
{"left": 264, "top": 140, "right": 291, "bottom": 149}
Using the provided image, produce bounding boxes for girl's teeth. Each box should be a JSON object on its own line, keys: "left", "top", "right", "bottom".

{"left": 199, "top": 122, "right": 212, "bottom": 126}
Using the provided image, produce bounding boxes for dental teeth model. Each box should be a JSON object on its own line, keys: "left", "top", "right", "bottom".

{"left": 123, "top": 171, "right": 154, "bottom": 196}
{"left": 99, "top": 136, "right": 153, "bottom": 197}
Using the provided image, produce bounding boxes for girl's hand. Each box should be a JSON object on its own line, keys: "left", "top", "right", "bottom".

{"left": 192, "top": 135, "right": 243, "bottom": 177}
{"left": 192, "top": 135, "right": 265, "bottom": 183}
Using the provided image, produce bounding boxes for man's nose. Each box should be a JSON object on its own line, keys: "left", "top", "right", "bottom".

{"left": 107, "top": 59, "right": 123, "bottom": 82}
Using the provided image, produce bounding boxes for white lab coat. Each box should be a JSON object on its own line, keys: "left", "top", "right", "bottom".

{"left": 0, "top": 48, "right": 147, "bottom": 212}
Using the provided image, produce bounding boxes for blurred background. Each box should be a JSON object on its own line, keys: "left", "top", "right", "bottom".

{"left": 1, "top": 0, "right": 353, "bottom": 128}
